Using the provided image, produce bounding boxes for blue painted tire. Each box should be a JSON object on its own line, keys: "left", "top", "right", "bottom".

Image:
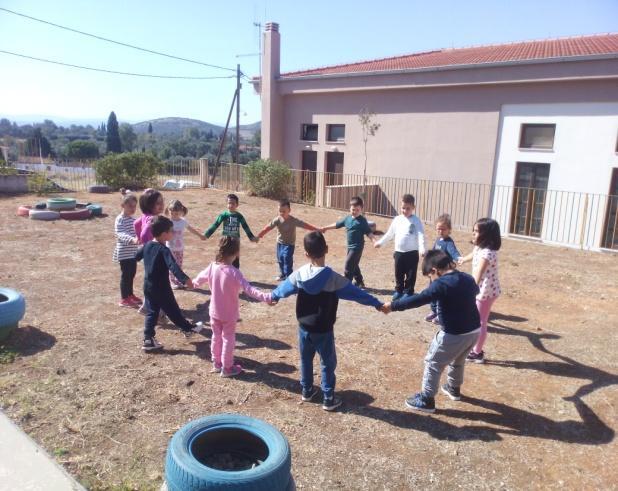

{"left": 47, "top": 198, "right": 76, "bottom": 211}
{"left": 0, "top": 288, "right": 26, "bottom": 342}
{"left": 86, "top": 204, "right": 103, "bottom": 216}
{"left": 165, "top": 413, "right": 292, "bottom": 491}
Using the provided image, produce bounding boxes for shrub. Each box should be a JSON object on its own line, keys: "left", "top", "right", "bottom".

{"left": 67, "top": 140, "right": 100, "bottom": 159}
{"left": 27, "top": 173, "right": 56, "bottom": 195}
{"left": 94, "top": 152, "right": 163, "bottom": 190}
{"left": 244, "top": 159, "right": 291, "bottom": 198}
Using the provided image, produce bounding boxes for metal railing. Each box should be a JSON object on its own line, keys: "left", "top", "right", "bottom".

{"left": 9, "top": 158, "right": 617, "bottom": 251}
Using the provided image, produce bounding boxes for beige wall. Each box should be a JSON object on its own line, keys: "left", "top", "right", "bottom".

{"left": 279, "top": 79, "right": 618, "bottom": 185}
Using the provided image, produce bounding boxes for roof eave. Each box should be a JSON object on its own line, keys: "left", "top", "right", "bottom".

{"left": 273, "top": 52, "right": 618, "bottom": 82}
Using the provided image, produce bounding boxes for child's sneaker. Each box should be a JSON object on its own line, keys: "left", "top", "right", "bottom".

{"left": 322, "top": 396, "right": 343, "bottom": 411}
{"left": 142, "top": 337, "right": 163, "bottom": 351}
{"left": 405, "top": 393, "right": 435, "bottom": 413}
{"left": 274, "top": 274, "right": 285, "bottom": 281}
{"left": 221, "top": 364, "right": 243, "bottom": 378}
{"left": 424, "top": 312, "right": 437, "bottom": 322}
{"left": 441, "top": 383, "right": 461, "bottom": 401}
{"left": 210, "top": 364, "right": 222, "bottom": 373}
{"left": 129, "top": 295, "right": 143, "bottom": 305}
{"left": 466, "top": 350, "right": 485, "bottom": 364}
{"left": 137, "top": 303, "right": 147, "bottom": 315}
{"left": 353, "top": 280, "right": 366, "bottom": 289}
{"left": 171, "top": 283, "right": 185, "bottom": 290}
{"left": 431, "top": 316, "right": 440, "bottom": 325}
{"left": 301, "top": 386, "right": 318, "bottom": 402}
{"left": 392, "top": 291, "right": 404, "bottom": 301}
{"left": 182, "top": 322, "right": 204, "bottom": 338}
{"left": 118, "top": 298, "right": 135, "bottom": 308}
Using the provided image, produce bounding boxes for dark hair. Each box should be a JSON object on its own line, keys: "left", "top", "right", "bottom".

{"left": 350, "top": 196, "right": 364, "bottom": 208}
{"left": 165, "top": 199, "right": 188, "bottom": 216}
{"left": 216, "top": 236, "right": 240, "bottom": 263}
{"left": 151, "top": 215, "right": 173, "bottom": 237}
{"left": 304, "top": 231, "right": 327, "bottom": 259}
{"left": 401, "top": 194, "right": 415, "bottom": 206}
{"left": 475, "top": 218, "right": 501, "bottom": 251}
{"left": 278, "top": 198, "right": 291, "bottom": 208}
{"left": 436, "top": 213, "right": 452, "bottom": 229}
{"left": 120, "top": 191, "right": 137, "bottom": 206}
{"left": 421, "top": 250, "right": 454, "bottom": 276}
{"left": 139, "top": 189, "right": 163, "bottom": 214}
{"left": 227, "top": 194, "right": 239, "bottom": 204}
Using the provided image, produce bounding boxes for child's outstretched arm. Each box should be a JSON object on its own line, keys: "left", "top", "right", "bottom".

{"left": 320, "top": 217, "right": 346, "bottom": 233}
{"left": 192, "top": 264, "right": 212, "bottom": 289}
{"left": 238, "top": 214, "right": 258, "bottom": 242}
{"left": 330, "top": 273, "right": 383, "bottom": 308}
{"left": 238, "top": 275, "right": 272, "bottom": 304}
{"left": 457, "top": 251, "right": 474, "bottom": 265}
{"left": 162, "top": 247, "right": 191, "bottom": 287}
{"left": 187, "top": 224, "right": 206, "bottom": 240}
{"left": 204, "top": 213, "right": 225, "bottom": 238}
{"left": 390, "top": 283, "right": 440, "bottom": 311}
{"left": 257, "top": 222, "right": 275, "bottom": 239}
{"left": 446, "top": 241, "right": 461, "bottom": 262}
{"left": 270, "top": 272, "right": 300, "bottom": 302}
{"left": 374, "top": 219, "right": 396, "bottom": 248}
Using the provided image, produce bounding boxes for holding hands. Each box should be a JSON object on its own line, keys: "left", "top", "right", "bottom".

{"left": 380, "top": 302, "right": 392, "bottom": 314}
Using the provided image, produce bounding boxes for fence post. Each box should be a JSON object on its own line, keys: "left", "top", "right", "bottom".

{"left": 579, "top": 193, "right": 589, "bottom": 249}
{"left": 199, "top": 158, "right": 209, "bottom": 188}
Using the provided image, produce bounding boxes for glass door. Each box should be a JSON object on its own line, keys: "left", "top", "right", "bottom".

{"left": 510, "top": 162, "right": 550, "bottom": 237}
{"left": 602, "top": 168, "right": 618, "bottom": 249}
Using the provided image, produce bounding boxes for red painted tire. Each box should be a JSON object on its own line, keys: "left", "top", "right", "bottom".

{"left": 17, "top": 205, "right": 32, "bottom": 217}
{"left": 60, "top": 208, "right": 92, "bottom": 220}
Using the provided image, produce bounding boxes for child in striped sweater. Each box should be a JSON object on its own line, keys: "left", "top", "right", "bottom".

{"left": 113, "top": 192, "right": 141, "bottom": 308}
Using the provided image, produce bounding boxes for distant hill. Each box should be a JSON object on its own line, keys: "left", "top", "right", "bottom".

{"left": 133, "top": 117, "right": 260, "bottom": 139}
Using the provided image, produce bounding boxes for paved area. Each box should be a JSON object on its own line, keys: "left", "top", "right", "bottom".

{"left": 0, "top": 410, "right": 85, "bottom": 491}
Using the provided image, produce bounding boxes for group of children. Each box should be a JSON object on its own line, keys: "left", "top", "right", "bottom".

{"left": 113, "top": 188, "right": 502, "bottom": 412}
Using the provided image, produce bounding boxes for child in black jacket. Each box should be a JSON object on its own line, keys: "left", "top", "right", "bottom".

{"left": 136, "top": 216, "right": 203, "bottom": 351}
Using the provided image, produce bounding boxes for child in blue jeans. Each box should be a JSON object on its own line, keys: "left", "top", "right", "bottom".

{"left": 382, "top": 250, "right": 480, "bottom": 413}
{"left": 271, "top": 231, "right": 383, "bottom": 411}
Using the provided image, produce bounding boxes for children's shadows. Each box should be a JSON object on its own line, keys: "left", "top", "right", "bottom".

{"left": 236, "top": 332, "right": 292, "bottom": 351}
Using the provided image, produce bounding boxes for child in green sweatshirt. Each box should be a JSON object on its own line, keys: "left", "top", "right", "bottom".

{"left": 204, "top": 194, "right": 258, "bottom": 269}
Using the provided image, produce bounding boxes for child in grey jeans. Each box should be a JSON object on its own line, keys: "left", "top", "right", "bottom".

{"left": 382, "top": 250, "right": 480, "bottom": 413}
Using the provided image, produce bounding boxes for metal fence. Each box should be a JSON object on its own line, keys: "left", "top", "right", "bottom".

{"left": 208, "top": 163, "right": 618, "bottom": 251}
{"left": 9, "top": 159, "right": 617, "bottom": 251}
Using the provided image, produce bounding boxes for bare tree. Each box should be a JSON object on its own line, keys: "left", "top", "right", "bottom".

{"left": 358, "top": 108, "right": 380, "bottom": 200}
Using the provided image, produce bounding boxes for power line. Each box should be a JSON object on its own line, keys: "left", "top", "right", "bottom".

{"left": 0, "top": 49, "right": 236, "bottom": 80}
{"left": 0, "top": 6, "right": 236, "bottom": 73}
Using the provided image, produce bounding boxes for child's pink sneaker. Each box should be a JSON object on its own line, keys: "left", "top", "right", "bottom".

{"left": 220, "top": 364, "right": 243, "bottom": 378}
{"left": 118, "top": 298, "right": 135, "bottom": 308}
{"left": 129, "top": 295, "right": 143, "bottom": 305}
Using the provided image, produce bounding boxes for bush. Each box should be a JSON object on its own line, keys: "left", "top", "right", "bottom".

{"left": 67, "top": 140, "right": 100, "bottom": 159}
{"left": 244, "top": 159, "right": 291, "bottom": 198}
{"left": 94, "top": 152, "right": 163, "bottom": 190}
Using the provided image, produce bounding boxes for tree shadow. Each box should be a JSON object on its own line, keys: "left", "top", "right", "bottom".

{"left": 149, "top": 338, "right": 211, "bottom": 360}
{"left": 1, "top": 325, "right": 56, "bottom": 357}
{"left": 236, "top": 332, "right": 292, "bottom": 351}
{"left": 489, "top": 311, "right": 527, "bottom": 323}
{"left": 336, "top": 389, "right": 612, "bottom": 444}
{"left": 250, "top": 281, "right": 279, "bottom": 291}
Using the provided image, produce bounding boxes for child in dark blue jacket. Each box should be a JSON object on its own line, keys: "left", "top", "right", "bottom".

{"left": 271, "top": 231, "right": 383, "bottom": 411}
{"left": 382, "top": 249, "right": 480, "bottom": 413}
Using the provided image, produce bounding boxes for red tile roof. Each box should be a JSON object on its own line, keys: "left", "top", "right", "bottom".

{"left": 282, "top": 33, "right": 618, "bottom": 78}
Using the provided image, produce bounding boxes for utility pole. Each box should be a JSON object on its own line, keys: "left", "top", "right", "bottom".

{"left": 236, "top": 64, "right": 240, "bottom": 164}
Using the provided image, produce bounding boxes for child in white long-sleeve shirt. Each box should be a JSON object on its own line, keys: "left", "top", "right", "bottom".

{"left": 374, "top": 194, "right": 425, "bottom": 300}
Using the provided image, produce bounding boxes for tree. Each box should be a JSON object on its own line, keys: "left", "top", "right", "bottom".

{"left": 119, "top": 123, "right": 137, "bottom": 152}
{"left": 106, "top": 111, "right": 121, "bottom": 153}
{"left": 251, "top": 128, "right": 261, "bottom": 147}
{"left": 26, "top": 128, "right": 54, "bottom": 158}
{"left": 358, "top": 108, "right": 380, "bottom": 199}
{"left": 67, "top": 140, "right": 99, "bottom": 159}
{"left": 147, "top": 122, "right": 153, "bottom": 134}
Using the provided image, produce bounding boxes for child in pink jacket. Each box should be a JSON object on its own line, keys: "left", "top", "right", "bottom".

{"left": 193, "top": 237, "right": 272, "bottom": 377}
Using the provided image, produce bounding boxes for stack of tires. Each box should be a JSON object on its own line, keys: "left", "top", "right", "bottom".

{"left": 165, "top": 414, "right": 293, "bottom": 491}
{"left": 16, "top": 197, "right": 102, "bottom": 221}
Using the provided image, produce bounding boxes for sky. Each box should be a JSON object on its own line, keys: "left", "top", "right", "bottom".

{"left": 1, "top": 0, "right": 617, "bottom": 126}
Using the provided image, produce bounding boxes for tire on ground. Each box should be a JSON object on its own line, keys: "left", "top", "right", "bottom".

{"left": 16, "top": 205, "right": 32, "bottom": 217}
{"left": 29, "top": 209, "right": 60, "bottom": 221}
{"left": 0, "top": 288, "right": 26, "bottom": 342}
{"left": 165, "top": 413, "right": 292, "bottom": 491}
{"left": 47, "top": 197, "right": 77, "bottom": 211}
{"left": 60, "top": 208, "right": 92, "bottom": 220}
{"left": 88, "top": 184, "right": 110, "bottom": 194}
{"left": 86, "top": 204, "right": 103, "bottom": 216}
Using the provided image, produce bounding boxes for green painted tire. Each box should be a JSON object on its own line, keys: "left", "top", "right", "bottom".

{"left": 47, "top": 198, "right": 77, "bottom": 211}
{"left": 86, "top": 204, "right": 103, "bottom": 216}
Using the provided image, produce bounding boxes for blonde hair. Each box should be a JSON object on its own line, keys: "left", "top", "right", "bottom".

{"left": 165, "top": 199, "right": 188, "bottom": 216}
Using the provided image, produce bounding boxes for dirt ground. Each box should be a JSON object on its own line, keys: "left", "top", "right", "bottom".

{"left": 0, "top": 188, "right": 617, "bottom": 490}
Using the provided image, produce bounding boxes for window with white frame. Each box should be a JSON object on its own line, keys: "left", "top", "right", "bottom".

{"left": 519, "top": 123, "right": 556, "bottom": 150}
{"left": 327, "top": 124, "right": 345, "bottom": 142}
{"left": 301, "top": 124, "right": 318, "bottom": 142}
